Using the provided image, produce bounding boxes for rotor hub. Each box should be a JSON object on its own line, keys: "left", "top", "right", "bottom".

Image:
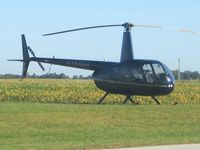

{"left": 122, "top": 22, "right": 134, "bottom": 31}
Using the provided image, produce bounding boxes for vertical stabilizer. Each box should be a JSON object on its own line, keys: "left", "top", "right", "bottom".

{"left": 21, "top": 34, "right": 30, "bottom": 78}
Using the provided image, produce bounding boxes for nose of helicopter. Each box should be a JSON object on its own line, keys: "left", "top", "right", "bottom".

{"left": 165, "top": 74, "right": 175, "bottom": 94}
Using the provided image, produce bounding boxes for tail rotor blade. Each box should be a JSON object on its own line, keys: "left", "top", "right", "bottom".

{"left": 27, "top": 46, "right": 45, "bottom": 71}
{"left": 27, "top": 46, "right": 36, "bottom": 57}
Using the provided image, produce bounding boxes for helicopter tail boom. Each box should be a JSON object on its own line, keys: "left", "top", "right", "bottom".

{"left": 8, "top": 35, "right": 117, "bottom": 78}
{"left": 30, "top": 57, "right": 116, "bottom": 71}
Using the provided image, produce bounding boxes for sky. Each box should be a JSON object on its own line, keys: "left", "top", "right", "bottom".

{"left": 0, "top": 0, "right": 200, "bottom": 76}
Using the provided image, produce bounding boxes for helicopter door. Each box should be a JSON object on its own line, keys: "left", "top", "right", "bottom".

{"left": 130, "top": 65, "right": 144, "bottom": 83}
{"left": 121, "top": 65, "right": 131, "bottom": 81}
{"left": 142, "top": 64, "right": 154, "bottom": 83}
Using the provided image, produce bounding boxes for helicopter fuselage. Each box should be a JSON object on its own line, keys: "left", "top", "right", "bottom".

{"left": 93, "top": 59, "right": 175, "bottom": 96}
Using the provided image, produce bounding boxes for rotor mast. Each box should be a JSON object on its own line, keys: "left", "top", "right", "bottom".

{"left": 120, "top": 23, "right": 134, "bottom": 62}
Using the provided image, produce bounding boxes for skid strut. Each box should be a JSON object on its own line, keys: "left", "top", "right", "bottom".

{"left": 151, "top": 96, "right": 160, "bottom": 105}
{"left": 97, "top": 92, "right": 109, "bottom": 104}
{"left": 123, "top": 95, "right": 137, "bottom": 104}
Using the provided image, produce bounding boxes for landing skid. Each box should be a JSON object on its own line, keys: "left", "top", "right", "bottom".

{"left": 97, "top": 93, "right": 138, "bottom": 104}
{"left": 97, "top": 93, "right": 161, "bottom": 105}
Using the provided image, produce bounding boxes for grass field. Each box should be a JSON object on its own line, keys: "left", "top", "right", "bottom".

{"left": 0, "top": 79, "right": 199, "bottom": 149}
{"left": 0, "top": 102, "right": 200, "bottom": 149}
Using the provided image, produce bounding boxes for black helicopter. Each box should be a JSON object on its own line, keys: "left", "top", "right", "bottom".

{"left": 10, "top": 22, "right": 181, "bottom": 104}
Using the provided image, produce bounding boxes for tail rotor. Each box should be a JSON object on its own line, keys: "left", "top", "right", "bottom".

{"left": 8, "top": 34, "right": 45, "bottom": 80}
{"left": 27, "top": 46, "right": 45, "bottom": 71}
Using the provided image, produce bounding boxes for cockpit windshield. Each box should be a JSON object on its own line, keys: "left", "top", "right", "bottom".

{"left": 160, "top": 63, "right": 175, "bottom": 84}
{"left": 142, "top": 62, "right": 169, "bottom": 84}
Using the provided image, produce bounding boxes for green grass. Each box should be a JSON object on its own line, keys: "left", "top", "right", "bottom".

{"left": 0, "top": 102, "right": 200, "bottom": 149}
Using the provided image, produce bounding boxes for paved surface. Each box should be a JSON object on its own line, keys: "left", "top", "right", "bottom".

{"left": 103, "top": 144, "right": 200, "bottom": 150}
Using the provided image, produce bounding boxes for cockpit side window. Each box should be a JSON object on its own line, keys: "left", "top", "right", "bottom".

{"left": 152, "top": 63, "right": 166, "bottom": 82}
{"left": 142, "top": 64, "right": 154, "bottom": 83}
{"left": 130, "top": 65, "right": 144, "bottom": 83}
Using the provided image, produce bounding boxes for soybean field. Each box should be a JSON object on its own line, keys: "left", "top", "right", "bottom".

{"left": 0, "top": 79, "right": 199, "bottom": 104}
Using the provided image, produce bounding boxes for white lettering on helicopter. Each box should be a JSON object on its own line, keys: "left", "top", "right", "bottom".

{"left": 43, "top": 59, "right": 49, "bottom": 63}
{"left": 66, "top": 61, "right": 90, "bottom": 67}
{"left": 41, "top": 59, "right": 91, "bottom": 68}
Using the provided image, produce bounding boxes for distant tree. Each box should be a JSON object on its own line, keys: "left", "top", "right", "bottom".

{"left": 79, "top": 75, "right": 83, "bottom": 79}
{"left": 85, "top": 75, "right": 92, "bottom": 79}
{"left": 183, "top": 71, "right": 192, "bottom": 80}
{"left": 172, "top": 70, "right": 178, "bottom": 80}
{"left": 72, "top": 75, "right": 78, "bottom": 79}
{"left": 58, "top": 73, "right": 65, "bottom": 79}
{"left": 32, "top": 73, "right": 36, "bottom": 78}
{"left": 167, "top": 70, "right": 200, "bottom": 80}
{"left": 1, "top": 70, "right": 199, "bottom": 80}
{"left": 191, "top": 71, "right": 199, "bottom": 80}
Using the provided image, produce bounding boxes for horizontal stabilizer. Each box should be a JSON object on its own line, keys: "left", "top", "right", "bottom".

{"left": 8, "top": 59, "right": 24, "bottom": 62}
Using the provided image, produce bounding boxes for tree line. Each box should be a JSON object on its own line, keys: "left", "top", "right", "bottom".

{"left": 172, "top": 70, "right": 200, "bottom": 80}
{"left": 0, "top": 73, "right": 92, "bottom": 79}
{"left": 0, "top": 70, "right": 199, "bottom": 80}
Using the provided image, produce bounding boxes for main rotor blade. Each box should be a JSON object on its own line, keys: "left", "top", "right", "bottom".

{"left": 43, "top": 22, "right": 199, "bottom": 36}
{"left": 134, "top": 24, "right": 198, "bottom": 34}
{"left": 162, "top": 27, "right": 199, "bottom": 34}
{"left": 134, "top": 24, "right": 162, "bottom": 29}
{"left": 43, "top": 24, "right": 122, "bottom": 36}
